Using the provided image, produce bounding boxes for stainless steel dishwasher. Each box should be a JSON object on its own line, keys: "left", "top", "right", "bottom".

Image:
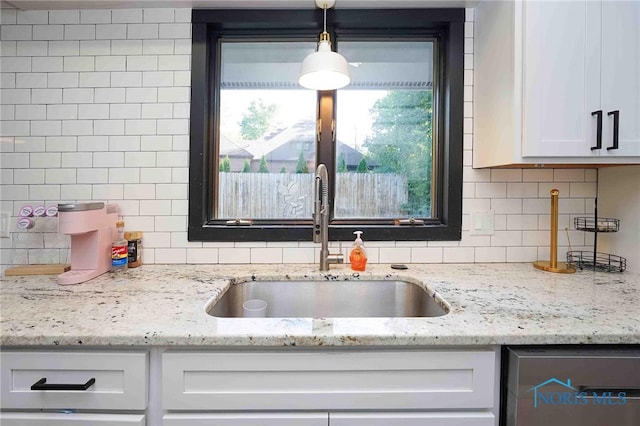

{"left": 504, "top": 346, "right": 640, "bottom": 426}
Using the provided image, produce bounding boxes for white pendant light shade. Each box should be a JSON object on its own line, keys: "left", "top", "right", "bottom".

{"left": 298, "top": 0, "right": 350, "bottom": 90}
{"left": 299, "top": 39, "right": 350, "bottom": 90}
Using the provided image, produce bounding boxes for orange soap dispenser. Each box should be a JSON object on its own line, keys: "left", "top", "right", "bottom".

{"left": 349, "top": 231, "right": 368, "bottom": 272}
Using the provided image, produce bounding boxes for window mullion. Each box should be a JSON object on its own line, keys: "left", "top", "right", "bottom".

{"left": 317, "top": 90, "right": 337, "bottom": 221}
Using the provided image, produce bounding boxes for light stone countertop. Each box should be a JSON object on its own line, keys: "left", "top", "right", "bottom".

{"left": 1, "top": 263, "right": 639, "bottom": 347}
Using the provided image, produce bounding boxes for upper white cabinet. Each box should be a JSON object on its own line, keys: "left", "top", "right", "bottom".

{"left": 474, "top": 0, "right": 640, "bottom": 167}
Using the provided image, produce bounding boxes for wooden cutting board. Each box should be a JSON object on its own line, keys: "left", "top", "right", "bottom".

{"left": 4, "top": 264, "right": 71, "bottom": 276}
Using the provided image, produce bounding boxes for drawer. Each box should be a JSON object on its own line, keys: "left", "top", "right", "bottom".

{"left": 0, "top": 413, "right": 145, "bottom": 426}
{"left": 163, "top": 413, "right": 328, "bottom": 426}
{"left": 0, "top": 351, "right": 147, "bottom": 410}
{"left": 163, "top": 349, "right": 496, "bottom": 411}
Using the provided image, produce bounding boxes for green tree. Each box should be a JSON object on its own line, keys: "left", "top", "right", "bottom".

{"left": 337, "top": 152, "right": 347, "bottom": 172}
{"left": 356, "top": 157, "right": 369, "bottom": 173}
{"left": 258, "top": 155, "right": 269, "bottom": 173}
{"left": 239, "top": 99, "right": 277, "bottom": 140}
{"left": 242, "top": 159, "right": 251, "bottom": 173}
{"left": 280, "top": 166, "right": 287, "bottom": 173}
{"left": 219, "top": 155, "right": 231, "bottom": 172}
{"left": 295, "top": 151, "right": 309, "bottom": 173}
{"left": 364, "top": 90, "right": 433, "bottom": 216}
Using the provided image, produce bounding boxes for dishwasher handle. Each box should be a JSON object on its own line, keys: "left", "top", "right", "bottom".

{"left": 578, "top": 386, "right": 640, "bottom": 398}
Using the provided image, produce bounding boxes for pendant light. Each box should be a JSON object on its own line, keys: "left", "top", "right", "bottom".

{"left": 298, "top": 0, "right": 351, "bottom": 90}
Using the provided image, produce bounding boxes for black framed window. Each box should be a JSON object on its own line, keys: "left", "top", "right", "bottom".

{"left": 189, "top": 8, "right": 464, "bottom": 241}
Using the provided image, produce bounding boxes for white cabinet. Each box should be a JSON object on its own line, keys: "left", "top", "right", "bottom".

{"left": 0, "top": 351, "right": 147, "bottom": 425}
{"left": 162, "top": 349, "right": 498, "bottom": 425}
{"left": 474, "top": 0, "right": 640, "bottom": 167}
{"left": 329, "top": 411, "right": 495, "bottom": 426}
{"left": 0, "top": 413, "right": 145, "bottom": 426}
{"left": 163, "top": 413, "right": 328, "bottom": 426}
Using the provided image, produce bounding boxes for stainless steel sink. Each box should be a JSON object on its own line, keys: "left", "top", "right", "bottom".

{"left": 206, "top": 280, "right": 449, "bottom": 318}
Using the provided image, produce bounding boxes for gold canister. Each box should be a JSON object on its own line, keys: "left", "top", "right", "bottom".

{"left": 124, "top": 231, "right": 143, "bottom": 268}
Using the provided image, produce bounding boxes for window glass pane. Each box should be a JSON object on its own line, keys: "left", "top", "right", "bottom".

{"left": 218, "top": 41, "right": 317, "bottom": 219}
{"left": 335, "top": 40, "right": 434, "bottom": 219}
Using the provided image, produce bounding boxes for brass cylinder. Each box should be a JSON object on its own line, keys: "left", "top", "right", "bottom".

{"left": 549, "top": 189, "right": 559, "bottom": 269}
{"left": 533, "top": 189, "right": 575, "bottom": 273}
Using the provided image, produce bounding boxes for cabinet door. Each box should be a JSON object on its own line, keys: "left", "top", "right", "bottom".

{"left": 163, "top": 413, "right": 328, "bottom": 426}
{"left": 600, "top": 0, "right": 640, "bottom": 157}
{"left": 329, "top": 411, "right": 494, "bottom": 426}
{"left": 0, "top": 413, "right": 145, "bottom": 426}
{"left": 522, "top": 0, "right": 601, "bottom": 158}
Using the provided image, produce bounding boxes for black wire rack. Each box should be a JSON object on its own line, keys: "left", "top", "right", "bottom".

{"left": 573, "top": 217, "right": 620, "bottom": 233}
{"left": 566, "top": 251, "right": 626, "bottom": 273}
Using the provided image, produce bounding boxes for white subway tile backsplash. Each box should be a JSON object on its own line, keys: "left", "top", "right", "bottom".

{"left": 126, "top": 87, "right": 157, "bottom": 102}
{"left": 95, "top": 56, "right": 126, "bottom": 71}
{"left": 157, "top": 87, "right": 189, "bottom": 102}
{"left": 62, "top": 88, "right": 94, "bottom": 103}
{"left": 127, "top": 24, "right": 158, "bottom": 39}
{"left": 17, "top": 11, "right": 48, "bottom": 25}
{"left": 95, "top": 87, "right": 125, "bottom": 103}
{"left": 125, "top": 151, "right": 156, "bottom": 167}
{"left": 93, "top": 151, "right": 124, "bottom": 167}
{"left": 112, "top": 9, "right": 143, "bottom": 24}
{"left": 64, "top": 56, "right": 94, "bottom": 71}
{"left": 108, "top": 135, "right": 140, "bottom": 151}
{"left": 78, "top": 103, "right": 109, "bottom": 119}
{"left": 110, "top": 103, "right": 142, "bottom": 119}
{"left": 32, "top": 56, "right": 63, "bottom": 72}
{"left": 1, "top": 9, "right": 17, "bottom": 24}
{"left": 31, "top": 120, "right": 61, "bottom": 136}
{"left": 127, "top": 55, "right": 158, "bottom": 71}
{"left": 62, "top": 152, "right": 93, "bottom": 168}
{"left": 141, "top": 135, "right": 172, "bottom": 151}
{"left": 92, "top": 184, "right": 124, "bottom": 200}
{"left": 0, "top": 8, "right": 604, "bottom": 267}
{"left": 33, "top": 25, "right": 64, "bottom": 41}
{"left": 159, "top": 23, "right": 190, "bottom": 39}
{"left": 143, "top": 39, "right": 174, "bottom": 54}
{"left": 174, "top": 9, "right": 191, "bottom": 23}
{"left": 141, "top": 103, "right": 172, "bottom": 118}
{"left": 15, "top": 105, "right": 46, "bottom": 120}
{"left": 109, "top": 167, "right": 140, "bottom": 184}
{"left": 14, "top": 168, "right": 44, "bottom": 184}
{"left": 158, "top": 54, "right": 189, "bottom": 70}
{"left": 140, "top": 199, "right": 171, "bottom": 215}
{"left": 48, "top": 72, "right": 79, "bottom": 87}
{"left": 142, "top": 71, "right": 173, "bottom": 87}
{"left": 79, "top": 40, "right": 110, "bottom": 55}
{"left": 46, "top": 168, "right": 76, "bottom": 184}
{"left": 79, "top": 71, "right": 110, "bottom": 87}
{"left": 2, "top": 57, "right": 31, "bottom": 72}
{"left": 45, "top": 136, "right": 76, "bottom": 151}
{"left": 77, "top": 135, "right": 108, "bottom": 151}
{"left": 144, "top": 8, "right": 175, "bottom": 23}
{"left": 2, "top": 25, "right": 32, "bottom": 41}
{"left": 16, "top": 41, "right": 47, "bottom": 56}
{"left": 77, "top": 168, "right": 107, "bottom": 183}
{"left": 141, "top": 167, "right": 171, "bottom": 183}
{"left": 94, "top": 119, "right": 125, "bottom": 135}
{"left": 1, "top": 121, "right": 30, "bottom": 136}
{"left": 80, "top": 10, "right": 111, "bottom": 24}
{"left": 60, "top": 183, "right": 91, "bottom": 200}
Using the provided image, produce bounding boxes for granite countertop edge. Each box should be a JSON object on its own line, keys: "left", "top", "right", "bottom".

{"left": 2, "top": 263, "right": 639, "bottom": 348}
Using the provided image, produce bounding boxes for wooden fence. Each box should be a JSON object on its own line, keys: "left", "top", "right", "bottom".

{"left": 218, "top": 172, "right": 407, "bottom": 219}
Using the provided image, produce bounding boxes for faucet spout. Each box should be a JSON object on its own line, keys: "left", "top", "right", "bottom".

{"left": 313, "top": 164, "right": 343, "bottom": 271}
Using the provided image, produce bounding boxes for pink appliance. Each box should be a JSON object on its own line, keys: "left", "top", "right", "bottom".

{"left": 57, "top": 202, "right": 118, "bottom": 285}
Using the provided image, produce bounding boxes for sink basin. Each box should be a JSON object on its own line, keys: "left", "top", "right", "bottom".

{"left": 206, "top": 280, "right": 449, "bottom": 318}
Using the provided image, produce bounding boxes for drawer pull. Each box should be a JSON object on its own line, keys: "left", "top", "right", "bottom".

{"left": 30, "top": 377, "right": 96, "bottom": 391}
